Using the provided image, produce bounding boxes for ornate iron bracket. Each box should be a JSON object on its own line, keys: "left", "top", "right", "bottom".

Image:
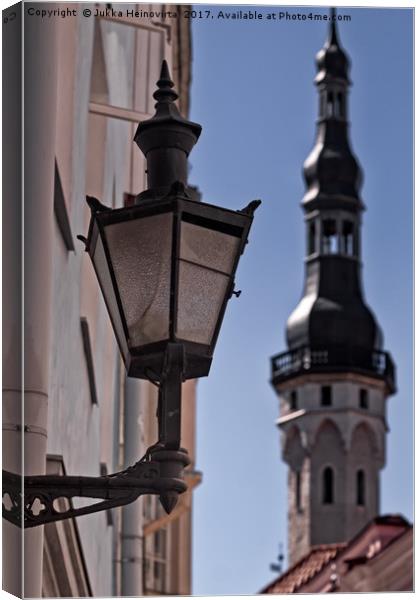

{"left": 3, "top": 446, "right": 190, "bottom": 528}
{"left": 2, "top": 344, "right": 189, "bottom": 528}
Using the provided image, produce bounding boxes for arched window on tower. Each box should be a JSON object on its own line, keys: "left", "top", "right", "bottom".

{"left": 342, "top": 220, "right": 355, "bottom": 256}
{"left": 322, "top": 466, "right": 334, "bottom": 504}
{"left": 321, "top": 385, "right": 332, "bottom": 406}
{"left": 356, "top": 469, "right": 366, "bottom": 506}
{"left": 322, "top": 220, "right": 339, "bottom": 254}
{"left": 326, "top": 91, "right": 334, "bottom": 118}
{"left": 290, "top": 390, "right": 298, "bottom": 411}
{"left": 307, "top": 220, "right": 316, "bottom": 255}
{"left": 336, "top": 92, "right": 345, "bottom": 118}
{"left": 359, "top": 388, "right": 369, "bottom": 409}
{"left": 320, "top": 92, "right": 326, "bottom": 118}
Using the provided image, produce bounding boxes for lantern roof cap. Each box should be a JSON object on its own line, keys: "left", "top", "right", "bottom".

{"left": 134, "top": 60, "right": 202, "bottom": 151}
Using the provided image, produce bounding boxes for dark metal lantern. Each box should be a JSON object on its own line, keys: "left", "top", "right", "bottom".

{"left": 84, "top": 190, "right": 258, "bottom": 381}
{"left": 83, "top": 59, "right": 260, "bottom": 382}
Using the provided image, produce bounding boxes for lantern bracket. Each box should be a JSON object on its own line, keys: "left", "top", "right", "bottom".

{"left": 2, "top": 343, "right": 189, "bottom": 529}
{"left": 2, "top": 446, "right": 189, "bottom": 529}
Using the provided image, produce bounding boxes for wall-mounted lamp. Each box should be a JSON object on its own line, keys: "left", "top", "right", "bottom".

{"left": 3, "top": 61, "right": 260, "bottom": 528}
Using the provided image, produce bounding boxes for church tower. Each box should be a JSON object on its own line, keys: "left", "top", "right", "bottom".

{"left": 271, "top": 9, "right": 396, "bottom": 568}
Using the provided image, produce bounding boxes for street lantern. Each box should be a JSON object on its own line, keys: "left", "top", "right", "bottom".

{"left": 80, "top": 60, "right": 260, "bottom": 502}
{"left": 3, "top": 60, "right": 260, "bottom": 528}
{"left": 82, "top": 60, "right": 259, "bottom": 383}
{"left": 84, "top": 189, "right": 257, "bottom": 382}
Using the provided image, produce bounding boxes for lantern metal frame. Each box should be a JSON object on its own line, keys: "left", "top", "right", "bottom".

{"left": 84, "top": 185, "right": 260, "bottom": 382}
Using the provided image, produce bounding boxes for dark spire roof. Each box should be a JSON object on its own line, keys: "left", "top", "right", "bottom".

{"left": 284, "top": 11, "right": 390, "bottom": 367}
{"left": 302, "top": 8, "right": 362, "bottom": 211}
{"left": 328, "top": 7, "right": 339, "bottom": 45}
{"left": 315, "top": 8, "right": 351, "bottom": 85}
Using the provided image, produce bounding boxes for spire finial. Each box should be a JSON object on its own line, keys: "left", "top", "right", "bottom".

{"left": 315, "top": 6, "right": 350, "bottom": 86}
{"left": 328, "top": 7, "right": 339, "bottom": 46}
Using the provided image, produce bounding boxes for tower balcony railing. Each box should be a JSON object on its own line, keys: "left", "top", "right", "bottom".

{"left": 271, "top": 345, "right": 396, "bottom": 393}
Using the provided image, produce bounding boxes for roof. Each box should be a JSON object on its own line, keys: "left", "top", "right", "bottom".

{"left": 260, "top": 515, "right": 412, "bottom": 594}
{"left": 261, "top": 544, "right": 345, "bottom": 594}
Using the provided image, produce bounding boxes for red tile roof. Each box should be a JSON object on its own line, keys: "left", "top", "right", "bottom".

{"left": 261, "top": 544, "right": 346, "bottom": 594}
{"left": 260, "top": 515, "right": 412, "bottom": 594}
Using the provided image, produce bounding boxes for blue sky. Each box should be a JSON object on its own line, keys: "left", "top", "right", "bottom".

{"left": 187, "top": 4, "right": 413, "bottom": 595}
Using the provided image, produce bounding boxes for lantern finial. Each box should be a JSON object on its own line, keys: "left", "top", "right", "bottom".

{"left": 134, "top": 60, "right": 202, "bottom": 196}
{"left": 153, "top": 60, "right": 178, "bottom": 104}
{"left": 152, "top": 60, "right": 179, "bottom": 113}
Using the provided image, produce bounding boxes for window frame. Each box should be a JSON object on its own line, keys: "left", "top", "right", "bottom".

{"left": 88, "top": 16, "right": 170, "bottom": 124}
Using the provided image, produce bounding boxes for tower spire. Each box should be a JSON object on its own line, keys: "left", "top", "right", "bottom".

{"left": 316, "top": 8, "right": 350, "bottom": 85}
{"left": 305, "top": 8, "right": 360, "bottom": 211}
{"left": 270, "top": 14, "right": 396, "bottom": 568}
{"left": 329, "top": 7, "right": 338, "bottom": 45}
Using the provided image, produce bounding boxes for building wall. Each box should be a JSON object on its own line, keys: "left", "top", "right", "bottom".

{"left": 340, "top": 528, "right": 413, "bottom": 592}
{"left": 2, "top": 4, "right": 196, "bottom": 597}
{"left": 297, "top": 520, "right": 414, "bottom": 593}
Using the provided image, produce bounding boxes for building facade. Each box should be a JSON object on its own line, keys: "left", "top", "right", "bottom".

{"left": 270, "top": 11, "right": 397, "bottom": 569}
{"left": 3, "top": 3, "right": 199, "bottom": 597}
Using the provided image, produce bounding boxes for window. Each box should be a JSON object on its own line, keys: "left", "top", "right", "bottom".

{"left": 359, "top": 389, "right": 369, "bottom": 409}
{"left": 322, "top": 220, "right": 339, "bottom": 254}
{"left": 326, "top": 91, "right": 334, "bottom": 118}
{"left": 336, "top": 92, "right": 344, "bottom": 117}
{"left": 319, "top": 93, "right": 326, "bottom": 117}
{"left": 307, "top": 220, "right": 316, "bottom": 255}
{"left": 322, "top": 467, "right": 334, "bottom": 504}
{"left": 54, "top": 161, "right": 75, "bottom": 252}
{"left": 290, "top": 390, "right": 298, "bottom": 411}
{"left": 80, "top": 317, "right": 98, "bottom": 405}
{"left": 144, "top": 558, "right": 150, "bottom": 580}
{"left": 154, "top": 528, "right": 166, "bottom": 557}
{"left": 356, "top": 469, "right": 365, "bottom": 506}
{"left": 296, "top": 471, "right": 302, "bottom": 511}
{"left": 89, "top": 18, "right": 165, "bottom": 120}
{"left": 153, "top": 561, "right": 166, "bottom": 593}
{"left": 342, "top": 220, "right": 355, "bottom": 256}
{"left": 321, "top": 385, "right": 332, "bottom": 407}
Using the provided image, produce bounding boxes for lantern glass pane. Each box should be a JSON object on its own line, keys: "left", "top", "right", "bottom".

{"left": 93, "top": 234, "right": 129, "bottom": 357}
{"left": 180, "top": 221, "right": 240, "bottom": 274}
{"left": 104, "top": 212, "right": 172, "bottom": 346}
{"left": 176, "top": 262, "right": 230, "bottom": 345}
{"left": 176, "top": 220, "right": 241, "bottom": 345}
